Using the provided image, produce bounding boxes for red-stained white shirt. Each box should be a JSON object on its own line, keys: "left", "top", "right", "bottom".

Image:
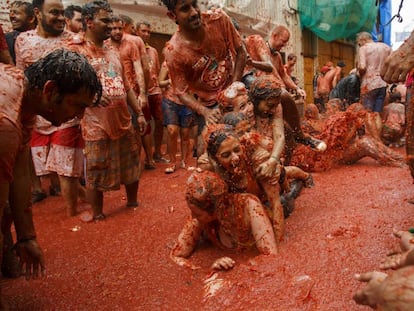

{"left": 358, "top": 41, "right": 391, "bottom": 94}
{"left": 0, "top": 64, "right": 34, "bottom": 147}
{"left": 15, "top": 28, "right": 77, "bottom": 133}
{"left": 70, "top": 39, "right": 131, "bottom": 141}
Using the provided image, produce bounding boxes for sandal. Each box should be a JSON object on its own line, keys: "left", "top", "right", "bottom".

{"left": 165, "top": 165, "right": 176, "bottom": 174}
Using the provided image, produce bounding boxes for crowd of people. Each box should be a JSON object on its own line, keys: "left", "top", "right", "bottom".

{"left": 1, "top": 0, "right": 414, "bottom": 309}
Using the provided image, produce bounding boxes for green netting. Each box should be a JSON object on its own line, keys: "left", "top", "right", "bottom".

{"left": 298, "top": 0, "right": 377, "bottom": 42}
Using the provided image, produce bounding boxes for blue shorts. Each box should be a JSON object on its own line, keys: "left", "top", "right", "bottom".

{"left": 162, "top": 98, "right": 194, "bottom": 128}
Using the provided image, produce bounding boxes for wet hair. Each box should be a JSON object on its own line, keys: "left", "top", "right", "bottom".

{"left": 32, "top": 0, "right": 45, "bottom": 9}
{"left": 160, "top": 0, "right": 178, "bottom": 11}
{"left": 10, "top": 1, "right": 37, "bottom": 26}
{"left": 221, "top": 112, "right": 248, "bottom": 128}
{"left": 249, "top": 75, "right": 282, "bottom": 108}
{"left": 11, "top": 1, "right": 34, "bottom": 16}
{"left": 119, "top": 14, "right": 134, "bottom": 26}
{"left": 81, "top": 0, "right": 112, "bottom": 30}
{"left": 25, "top": 49, "right": 102, "bottom": 106}
{"left": 64, "top": 4, "right": 82, "bottom": 19}
{"left": 136, "top": 21, "right": 151, "bottom": 30}
{"left": 206, "top": 125, "right": 237, "bottom": 160}
{"left": 186, "top": 170, "right": 228, "bottom": 215}
{"left": 111, "top": 15, "right": 123, "bottom": 24}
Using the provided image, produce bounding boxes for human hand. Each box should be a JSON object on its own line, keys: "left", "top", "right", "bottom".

{"left": 211, "top": 257, "right": 235, "bottom": 270}
{"left": 204, "top": 108, "right": 222, "bottom": 125}
{"left": 297, "top": 88, "right": 306, "bottom": 99}
{"left": 15, "top": 239, "right": 46, "bottom": 280}
{"left": 353, "top": 271, "right": 387, "bottom": 308}
{"left": 137, "top": 115, "right": 147, "bottom": 135}
{"left": 380, "top": 229, "right": 414, "bottom": 270}
{"left": 381, "top": 41, "right": 414, "bottom": 83}
{"left": 256, "top": 158, "right": 280, "bottom": 179}
{"left": 393, "top": 229, "right": 414, "bottom": 252}
{"left": 139, "top": 94, "right": 148, "bottom": 109}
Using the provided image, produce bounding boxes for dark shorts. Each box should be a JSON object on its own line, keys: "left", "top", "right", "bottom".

{"left": 162, "top": 97, "right": 194, "bottom": 128}
{"left": 84, "top": 130, "right": 140, "bottom": 191}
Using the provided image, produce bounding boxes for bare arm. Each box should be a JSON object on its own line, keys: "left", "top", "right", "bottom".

{"left": 158, "top": 63, "right": 171, "bottom": 89}
{"left": 381, "top": 30, "right": 414, "bottom": 83}
{"left": 0, "top": 49, "right": 13, "bottom": 65}
{"left": 245, "top": 194, "right": 278, "bottom": 255}
{"left": 232, "top": 44, "right": 247, "bottom": 82}
{"left": 170, "top": 217, "right": 203, "bottom": 269}
{"left": 133, "top": 59, "right": 148, "bottom": 109}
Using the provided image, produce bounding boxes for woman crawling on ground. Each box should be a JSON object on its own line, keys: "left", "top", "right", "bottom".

{"left": 170, "top": 169, "right": 278, "bottom": 270}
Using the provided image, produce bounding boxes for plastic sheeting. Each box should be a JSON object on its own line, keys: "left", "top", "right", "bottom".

{"left": 298, "top": 0, "right": 378, "bottom": 42}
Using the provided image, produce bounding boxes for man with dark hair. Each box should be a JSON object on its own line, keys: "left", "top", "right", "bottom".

{"left": 0, "top": 49, "right": 102, "bottom": 308}
{"left": 136, "top": 21, "right": 168, "bottom": 166}
{"left": 160, "top": 0, "right": 246, "bottom": 157}
{"left": 70, "top": 0, "right": 145, "bottom": 221}
{"left": 120, "top": 14, "right": 136, "bottom": 35}
{"left": 5, "top": 1, "right": 36, "bottom": 63}
{"left": 64, "top": 4, "right": 82, "bottom": 33}
{"left": 15, "top": 0, "right": 83, "bottom": 216}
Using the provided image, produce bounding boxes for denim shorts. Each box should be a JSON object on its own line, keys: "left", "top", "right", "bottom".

{"left": 162, "top": 97, "right": 194, "bottom": 128}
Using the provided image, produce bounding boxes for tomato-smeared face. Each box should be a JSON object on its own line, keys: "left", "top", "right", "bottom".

{"left": 215, "top": 136, "right": 245, "bottom": 176}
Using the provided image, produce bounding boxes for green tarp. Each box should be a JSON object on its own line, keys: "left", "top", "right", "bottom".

{"left": 298, "top": 0, "right": 377, "bottom": 42}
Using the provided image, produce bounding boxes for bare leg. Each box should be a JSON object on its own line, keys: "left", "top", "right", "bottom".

{"left": 141, "top": 134, "right": 155, "bottom": 169}
{"left": 59, "top": 175, "right": 79, "bottom": 217}
{"left": 342, "top": 137, "right": 405, "bottom": 167}
{"left": 166, "top": 124, "right": 178, "bottom": 173}
{"left": 125, "top": 181, "right": 139, "bottom": 207}
{"left": 87, "top": 189, "right": 104, "bottom": 220}
{"left": 180, "top": 127, "right": 191, "bottom": 167}
{"left": 153, "top": 119, "right": 164, "bottom": 159}
{"left": 281, "top": 91, "right": 326, "bottom": 152}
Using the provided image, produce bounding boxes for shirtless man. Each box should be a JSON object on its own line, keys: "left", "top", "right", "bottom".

{"left": 0, "top": 49, "right": 101, "bottom": 308}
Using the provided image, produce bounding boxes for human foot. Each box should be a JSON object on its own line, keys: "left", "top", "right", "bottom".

{"left": 165, "top": 165, "right": 176, "bottom": 174}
